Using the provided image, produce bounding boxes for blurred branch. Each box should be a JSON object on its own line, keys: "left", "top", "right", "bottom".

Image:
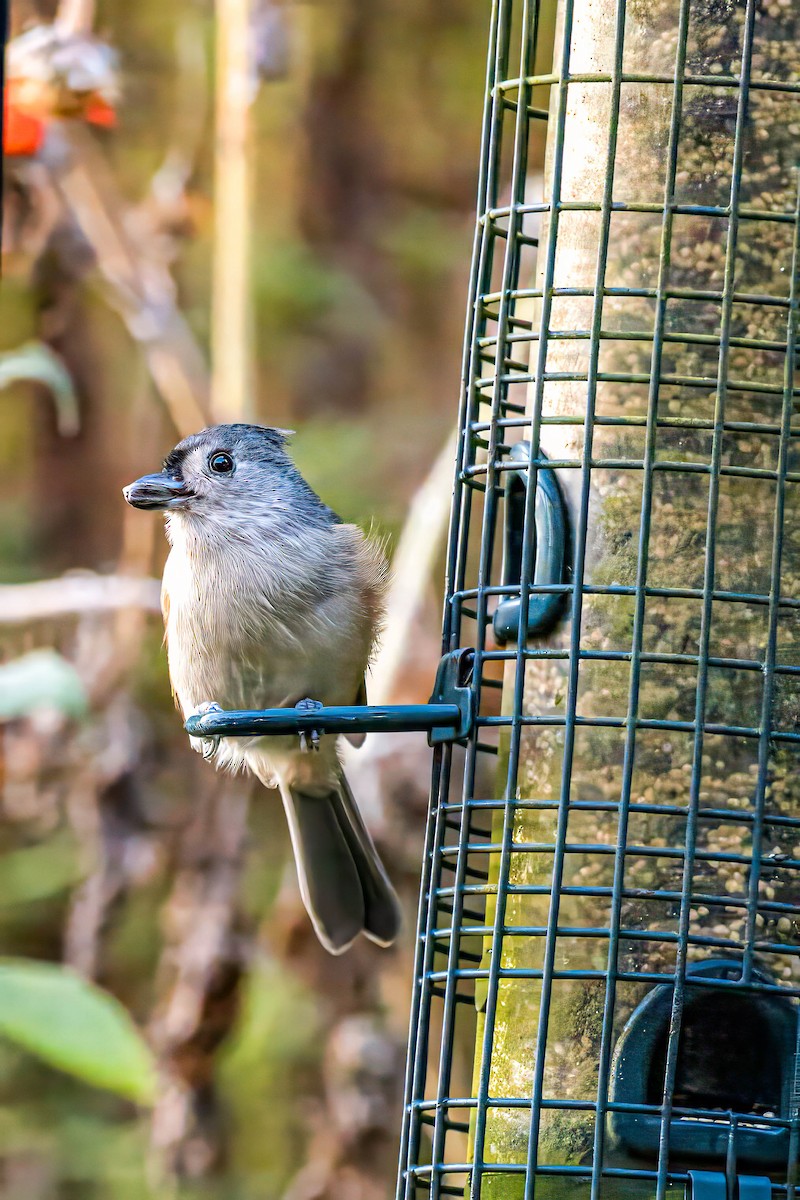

{"left": 250, "top": 1, "right": 290, "bottom": 87}
{"left": 0, "top": 573, "right": 161, "bottom": 623}
{"left": 54, "top": 0, "right": 95, "bottom": 35}
{"left": 148, "top": 16, "right": 208, "bottom": 231}
{"left": 282, "top": 1013, "right": 403, "bottom": 1200}
{"left": 212, "top": 0, "right": 254, "bottom": 421}
{"left": 63, "top": 684, "right": 157, "bottom": 978}
{"left": 269, "top": 887, "right": 405, "bottom": 1200}
{"left": 150, "top": 775, "right": 252, "bottom": 1181}
{"left": 369, "top": 429, "right": 455, "bottom": 704}
{"left": 345, "top": 432, "right": 453, "bottom": 851}
{"left": 43, "top": 122, "right": 210, "bottom": 436}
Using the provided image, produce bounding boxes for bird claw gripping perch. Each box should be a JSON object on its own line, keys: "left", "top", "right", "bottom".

{"left": 295, "top": 697, "right": 323, "bottom": 752}
{"left": 189, "top": 701, "right": 224, "bottom": 760}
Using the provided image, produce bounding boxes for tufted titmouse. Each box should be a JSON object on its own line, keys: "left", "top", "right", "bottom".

{"left": 123, "top": 423, "right": 401, "bottom": 954}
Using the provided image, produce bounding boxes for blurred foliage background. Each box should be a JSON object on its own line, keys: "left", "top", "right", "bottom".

{"left": 0, "top": 0, "right": 553, "bottom": 1196}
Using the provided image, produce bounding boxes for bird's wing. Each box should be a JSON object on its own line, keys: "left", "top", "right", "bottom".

{"left": 344, "top": 675, "right": 368, "bottom": 747}
{"left": 160, "top": 577, "right": 183, "bottom": 714}
{"left": 160, "top": 577, "right": 170, "bottom": 632}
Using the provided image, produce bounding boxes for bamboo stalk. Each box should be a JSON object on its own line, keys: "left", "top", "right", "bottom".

{"left": 211, "top": 0, "right": 254, "bottom": 423}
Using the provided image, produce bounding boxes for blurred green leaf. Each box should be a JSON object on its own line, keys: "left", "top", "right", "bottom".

{"left": 0, "top": 650, "right": 88, "bottom": 722}
{"left": 0, "top": 838, "right": 85, "bottom": 909}
{"left": 379, "top": 206, "right": 463, "bottom": 283}
{"left": 0, "top": 960, "right": 157, "bottom": 1104}
{"left": 220, "top": 959, "right": 321, "bottom": 1191}
{"left": 0, "top": 342, "right": 80, "bottom": 436}
{"left": 253, "top": 239, "right": 381, "bottom": 335}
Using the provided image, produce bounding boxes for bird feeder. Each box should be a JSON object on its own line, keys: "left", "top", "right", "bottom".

{"left": 396, "top": 0, "right": 800, "bottom": 1197}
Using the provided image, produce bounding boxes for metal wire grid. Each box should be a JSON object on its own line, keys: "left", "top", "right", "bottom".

{"left": 397, "top": 0, "right": 800, "bottom": 1196}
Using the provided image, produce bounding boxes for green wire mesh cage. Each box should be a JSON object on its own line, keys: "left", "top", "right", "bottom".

{"left": 397, "top": 0, "right": 800, "bottom": 1197}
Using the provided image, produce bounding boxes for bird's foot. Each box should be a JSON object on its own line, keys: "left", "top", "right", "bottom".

{"left": 295, "top": 697, "right": 323, "bottom": 752}
{"left": 189, "top": 701, "right": 224, "bottom": 760}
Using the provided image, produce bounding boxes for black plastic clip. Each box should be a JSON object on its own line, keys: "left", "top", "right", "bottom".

{"left": 426, "top": 646, "right": 474, "bottom": 746}
{"left": 687, "top": 1172, "right": 727, "bottom": 1200}
{"left": 737, "top": 1177, "right": 772, "bottom": 1200}
{"left": 492, "top": 441, "right": 569, "bottom": 644}
{"left": 685, "top": 1173, "right": 773, "bottom": 1200}
{"left": 609, "top": 959, "right": 795, "bottom": 1167}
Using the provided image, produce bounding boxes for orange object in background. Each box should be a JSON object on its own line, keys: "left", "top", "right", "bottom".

{"left": 3, "top": 88, "right": 45, "bottom": 156}
{"left": 84, "top": 96, "right": 116, "bottom": 128}
{"left": 3, "top": 77, "right": 117, "bottom": 158}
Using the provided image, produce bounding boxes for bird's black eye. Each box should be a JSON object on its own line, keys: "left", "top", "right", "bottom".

{"left": 208, "top": 451, "right": 234, "bottom": 475}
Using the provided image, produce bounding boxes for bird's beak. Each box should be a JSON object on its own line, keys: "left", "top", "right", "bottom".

{"left": 123, "top": 473, "right": 191, "bottom": 511}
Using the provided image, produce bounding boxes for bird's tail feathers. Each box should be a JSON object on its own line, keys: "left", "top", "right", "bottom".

{"left": 276, "top": 769, "right": 401, "bottom": 955}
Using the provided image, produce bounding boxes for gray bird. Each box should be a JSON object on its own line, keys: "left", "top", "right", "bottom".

{"left": 123, "top": 424, "right": 401, "bottom": 954}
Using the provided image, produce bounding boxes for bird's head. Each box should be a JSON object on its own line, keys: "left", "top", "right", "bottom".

{"left": 122, "top": 424, "right": 327, "bottom": 531}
